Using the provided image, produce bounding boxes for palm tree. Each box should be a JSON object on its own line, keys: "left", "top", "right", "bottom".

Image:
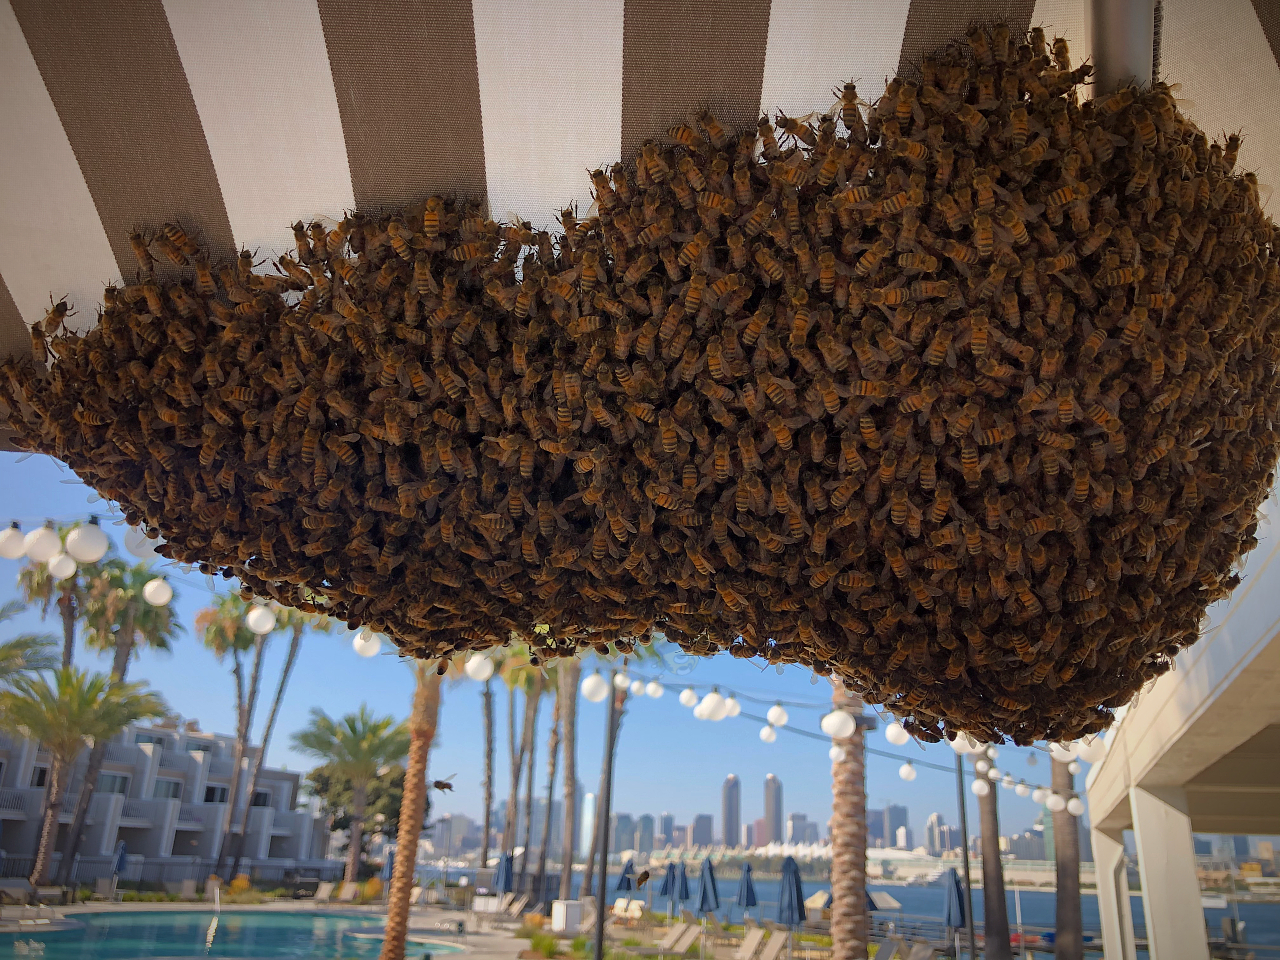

{"left": 16, "top": 523, "right": 109, "bottom": 668}
{"left": 480, "top": 670, "right": 495, "bottom": 870}
{"left": 533, "top": 664, "right": 561, "bottom": 907}
{"left": 517, "top": 670, "right": 545, "bottom": 890}
{"left": 829, "top": 681, "right": 868, "bottom": 960}
{"left": 292, "top": 705, "right": 410, "bottom": 882}
{"left": 498, "top": 647, "right": 535, "bottom": 859}
{"left": 196, "top": 593, "right": 266, "bottom": 879}
{"left": 976, "top": 760, "right": 1013, "bottom": 960}
{"left": 227, "top": 605, "right": 333, "bottom": 879}
{"left": 0, "top": 667, "right": 165, "bottom": 884}
{"left": 557, "top": 659, "right": 581, "bottom": 901}
{"left": 380, "top": 662, "right": 444, "bottom": 960}
{"left": 1052, "top": 759, "right": 1083, "bottom": 960}
{"left": 56, "top": 559, "right": 180, "bottom": 884}
{"left": 0, "top": 601, "right": 58, "bottom": 684}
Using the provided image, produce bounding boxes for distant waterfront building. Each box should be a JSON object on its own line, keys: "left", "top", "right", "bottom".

{"left": 637, "top": 814, "right": 655, "bottom": 854}
{"left": 895, "top": 825, "right": 912, "bottom": 849}
{"left": 580, "top": 794, "right": 597, "bottom": 854}
{"left": 741, "top": 823, "right": 754, "bottom": 848}
{"left": 722, "top": 775, "right": 741, "bottom": 848}
{"left": 1006, "top": 830, "right": 1046, "bottom": 860}
{"left": 752, "top": 817, "right": 767, "bottom": 847}
{"left": 925, "top": 813, "right": 945, "bottom": 856}
{"left": 886, "top": 804, "right": 910, "bottom": 849}
{"left": 691, "top": 814, "right": 714, "bottom": 847}
{"left": 764, "top": 775, "right": 783, "bottom": 845}
{"left": 866, "top": 808, "right": 885, "bottom": 848}
{"left": 660, "top": 812, "right": 675, "bottom": 841}
{"left": 612, "top": 813, "right": 636, "bottom": 851}
{"left": 671, "top": 825, "right": 688, "bottom": 847}
{"left": 787, "top": 813, "right": 809, "bottom": 844}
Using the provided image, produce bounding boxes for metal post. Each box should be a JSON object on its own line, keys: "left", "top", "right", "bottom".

{"left": 594, "top": 676, "right": 622, "bottom": 960}
{"left": 955, "top": 755, "right": 976, "bottom": 960}
{"left": 1090, "top": 0, "right": 1155, "bottom": 95}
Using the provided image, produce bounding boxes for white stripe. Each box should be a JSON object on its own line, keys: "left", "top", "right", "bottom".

{"left": 1163, "top": 0, "right": 1280, "bottom": 213}
{"left": 1031, "top": 0, "right": 1091, "bottom": 76}
{"left": 163, "top": 0, "right": 354, "bottom": 256}
{"left": 758, "top": 0, "right": 911, "bottom": 121}
{"left": 473, "top": 0, "right": 624, "bottom": 231}
{"left": 0, "top": 1, "right": 119, "bottom": 332}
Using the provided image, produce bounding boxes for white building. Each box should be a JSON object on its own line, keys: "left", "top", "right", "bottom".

{"left": 0, "top": 716, "right": 335, "bottom": 881}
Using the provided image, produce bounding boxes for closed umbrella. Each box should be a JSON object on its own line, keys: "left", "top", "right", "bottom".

{"left": 734, "top": 862, "right": 757, "bottom": 921}
{"left": 695, "top": 859, "right": 720, "bottom": 960}
{"left": 942, "top": 868, "right": 967, "bottom": 958}
{"left": 616, "top": 858, "right": 636, "bottom": 891}
{"left": 112, "top": 840, "right": 127, "bottom": 877}
{"left": 494, "top": 853, "right": 515, "bottom": 894}
{"left": 657, "top": 863, "right": 679, "bottom": 920}
{"left": 777, "top": 857, "right": 806, "bottom": 960}
{"left": 380, "top": 847, "right": 395, "bottom": 883}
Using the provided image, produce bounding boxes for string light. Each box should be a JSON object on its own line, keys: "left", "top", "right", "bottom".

{"left": 820, "top": 710, "right": 855, "bottom": 739}
{"left": 580, "top": 672, "right": 610, "bottom": 703}
{"left": 898, "top": 762, "right": 917, "bottom": 782}
{"left": 47, "top": 553, "right": 77, "bottom": 581}
{"left": 759, "top": 724, "right": 777, "bottom": 743}
{"left": 0, "top": 523, "right": 24, "bottom": 559}
{"left": 644, "top": 680, "right": 664, "bottom": 699}
{"left": 352, "top": 628, "right": 383, "bottom": 658}
{"left": 24, "top": 523, "right": 60, "bottom": 562}
{"left": 884, "top": 722, "right": 910, "bottom": 746}
{"left": 464, "top": 654, "right": 494, "bottom": 682}
{"left": 678, "top": 687, "right": 698, "bottom": 708}
{"left": 64, "top": 519, "right": 108, "bottom": 563}
{"left": 766, "top": 702, "right": 789, "bottom": 727}
{"left": 971, "top": 779, "right": 991, "bottom": 796}
{"left": 142, "top": 577, "right": 173, "bottom": 606}
{"left": 245, "top": 604, "right": 276, "bottom": 635}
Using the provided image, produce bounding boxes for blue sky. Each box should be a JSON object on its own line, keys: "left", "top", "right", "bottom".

{"left": 0, "top": 451, "right": 1082, "bottom": 841}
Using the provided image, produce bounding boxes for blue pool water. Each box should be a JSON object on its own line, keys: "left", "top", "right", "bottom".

{"left": 0, "top": 910, "right": 466, "bottom": 959}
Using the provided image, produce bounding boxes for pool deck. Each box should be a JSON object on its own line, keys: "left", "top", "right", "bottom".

{"left": 0, "top": 899, "right": 529, "bottom": 959}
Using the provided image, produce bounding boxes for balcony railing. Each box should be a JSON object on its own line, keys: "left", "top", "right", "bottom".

{"left": 103, "top": 742, "right": 138, "bottom": 764}
{"left": 0, "top": 787, "right": 33, "bottom": 814}
{"left": 158, "top": 751, "right": 187, "bottom": 769}
{"left": 120, "top": 798, "right": 155, "bottom": 821}
{"left": 177, "top": 803, "right": 205, "bottom": 825}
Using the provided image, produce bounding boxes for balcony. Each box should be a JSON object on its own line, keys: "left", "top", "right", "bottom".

{"left": 103, "top": 742, "right": 138, "bottom": 764}
{"left": 0, "top": 787, "right": 37, "bottom": 817}
{"left": 176, "top": 803, "right": 206, "bottom": 827}
{"left": 120, "top": 798, "right": 161, "bottom": 822}
{"left": 158, "top": 751, "right": 187, "bottom": 770}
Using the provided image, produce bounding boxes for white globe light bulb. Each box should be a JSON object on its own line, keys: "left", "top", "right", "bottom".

{"left": 884, "top": 722, "right": 910, "bottom": 746}
{"left": 702, "top": 690, "right": 728, "bottom": 721}
{"left": 630, "top": 680, "right": 645, "bottom": 696}
{"left": 0, "top": 523, "right": 25, "bottom": 560}
{"left": 464, "top": 654, "right": 494, "bottom": 682}
{"left": 766, "top": 702, "right": 789, "bottom": 727}
{"left": 986, "top": 746, "right": 999, "bottom": 760}
{"left": 142, "top": 577, "right": 173, "bottom": 606}
{"left": 1045, "top": 793, "right": 1067, "bottom": 813}
{"left": 124, "top": 527, "right": 162, "bottom": 559}
{"left": 1015, "top": 781, "right": 1031, "bottom": 798}
{"left": 693, "top": 700, "right": 710, "bottom": 720}
{"left": 759, "top": 725, "right": 777, "bottom": 744}
{"left": 723, "top": 696, "right": 741, "bottom": 717}
{"left": 1066, "top": 797, "right": 1086, "bottom": 817}
{"left": 580, "top": 672, "right": 610, "bottom": 703}
{"left": 898, "top": 762, "right": 917, "bottom": 782}
{"left": 1075, "top": 736, "right": 1108, "bottom": 764}
{"left": 1001, "top": 774, "right": 1015, "bottom": 789}
{"left": 352, "top": 628, "right": 382, "bottom": 658}
{"left": 679, "top": 687, "right": 698, "bottom": 707}
{"left": 820, "top": 710, "right": 855, "bottom": 739}
{"left": 1031, "top": 788, "right": 1047, "bottom": 804}
{"left": 987, "top": 766, "right": 1001, "bottom": 781}
{"left": 971, "top": 778, "right": 991, "bottom": 796}
{"left": 950, "top": 732, "right": 979, "bottom": 754}
{"left": 24, "top": 524, "right": 61, "bottom": 563}
{"left": 828, "top": 745, "right": 846, "bottom": 762}
{"left": 613, "top": 672, "right": 631, "bottom": 690}
{"left": 975, "top": 759, "right": 990, "bottom": 774}
{"left": 47, "top": 553, "right": 77, "bottom": 581}
{"left": 1049, "top": 742, "right": 1077, "bottom": 763}
{"left": 1068, "top": 761, "right": 1081, "bottom": 775}
{"left": 65, "top": 521, "right": 109, "bottom": 563}
{"left": 246, "top": 604, "right": 276, "bottom": 635}
{"left": 645, "top": 680, "right": 664, "bottom": 699}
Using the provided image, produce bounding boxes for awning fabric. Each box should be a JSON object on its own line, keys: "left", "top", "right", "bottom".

{"left": 0, "top": 0, "right": 1278, "bottom": 363}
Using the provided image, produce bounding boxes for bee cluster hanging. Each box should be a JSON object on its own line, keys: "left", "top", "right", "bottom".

{"left": 4, "top": 25, "right": 1279, "bottom": 742}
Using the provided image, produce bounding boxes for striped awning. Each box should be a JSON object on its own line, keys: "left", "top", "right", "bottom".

{"left": 1, "top": 0, "right": 1279, "bottom": 367}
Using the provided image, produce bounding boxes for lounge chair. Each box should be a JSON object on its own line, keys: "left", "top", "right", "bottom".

{"left": 488, "top": 892, "right": 530, "bottom": 927}
{"left": 733, "top": 925, "right": 766, "bottom": 960}
{"left": 313, "top": 881, "right": 335, "bottom": 903}
{"left": 336, "top": 881, "right": 361, "bottom": 902}
{"left": 756, "top": 931, "right": 789, "bottom": 960}
{"left": 868, "top": 936, "right": 909, "bottom": 959}
{"left": 902, "top": 941, "right": 937, "bottom": 960}
{"left": 625, "top": 923, "right": 700, "bottom": 957}
{"left": 180, "top": 879, "right": 198, "bottom": 900}
{"left": 409, "top": 886, "right": 425, "bottom": 906}
{"left": 0, "top": 879, "right": 32, "bottom": 904}
{"left": 32, "top": 885, "right": 65, "bottom": 905}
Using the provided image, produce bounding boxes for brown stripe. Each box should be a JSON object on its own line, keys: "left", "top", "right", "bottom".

{"left": 896, "top": 0, "right": 1038, "bottom": 76}
{"left": 9, "top": 0, "right": 235, "bottom": 276}
{"left": 316, "top": 0, "right": 488, "bottom": 210}
{"left": 621, "top": 0, "right": 772, "bottom": 162}
{"left": 1252, "top": 0, "right": 1280, "bottom": 74}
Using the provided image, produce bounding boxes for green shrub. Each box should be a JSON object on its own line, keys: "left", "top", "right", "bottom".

{"left": 571, "top": 935, "right": 589, "bottom": 955}
{"left": 530, "top": 932, "right": 559, "bottom": 958}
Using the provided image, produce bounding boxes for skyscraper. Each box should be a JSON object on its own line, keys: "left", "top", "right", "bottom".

{"left": 722, "top": 775, "right": 741, "bottom": 848}
{"left": 741, "top": 823, "right": 754, "bottom": 848}
{"left": 691, "top": 814, "right": 714, "bottom": 847}
{"left": 866, "top": 808, "right": 885, "bottom": 847}
{"left": 764, "top": 774, "right": 783, "bottom": 845}
{"left": 580, "top": 793, "right": 596, "bottom": 855}
{"left": 787, "top": 812, "right": 810, "bottom": 844}
{"left": 660, "top": 812, "right": 675, "bottom": 842}
{"left": 637, "top": 814, "right": 655, "bottom": 854}
{"left": 886, "top": 804, "right": 909, "bottom": 848}
{"left": 612, "top": 813, "right": 635, "bottom": 852}
{"left": 925, "top": 813, "right": 946, "bottom": 856}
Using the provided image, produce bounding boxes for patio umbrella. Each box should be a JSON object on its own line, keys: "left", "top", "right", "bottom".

{"left": 616, "top": 858, "right": 636, "bottom": 892}
{"left": 942, "top": 868, "right": 967, "bottom": 958}
{"left": 695, "top": 859, "right": 720, "bottom": 960}
{"left": 657, "top": 863, "right": 679, "bottom": 919}
{"left": 111, "top": 839, "right": 127, "bottom": 877}
{"left": 734, "top": 862, "right": 757, "bottom": 920}
{"left": 777, "top": 857, "right": 806, "bottom": 960}
{"left": 494, "top": 852, "right": 515, "bottom": 894}
{"left": 380, "top": 847, "right": 394, "bottom": 883}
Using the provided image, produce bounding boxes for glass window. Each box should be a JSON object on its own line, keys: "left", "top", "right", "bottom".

{"left": 186, "top": 742, "right": 211, "bottom": 753}
{"left": 153, "top": 779, "right": 183, "bottom": 800}
{"left": 99, "top": 774, "right": 129, "bottom": 795}
{"left": 204, "top": 785, "right": 229, "bottom": 804}
{"left": 30, "top": 766, "right": 47, "bottom": 788}
{"left": 252, "top": 789, "right": 272, "bottom": 807}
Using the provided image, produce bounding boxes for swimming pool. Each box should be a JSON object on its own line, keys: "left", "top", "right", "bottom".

{"left": 0, "top": 910, "right": 467, "bottom": 959}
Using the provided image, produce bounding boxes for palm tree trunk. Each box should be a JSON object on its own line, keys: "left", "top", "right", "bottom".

{"left": 503, "top": 684, "right": 521, "bottom": 853}
{"left": 55, "top": 605, "right": 135, "bottom": 885}
{"left": 830, "top": 683, "right": 868, "bottom": 960}
{"left": 57, "top": 579, "right": 75, "bottom": 668}
{"left": 230, "top": 625, "right": 303, "bottom": 879}
{"left": 30, "top": 760, "right": 66, "bottom": 886}
{"left": 517, "top": 674, "right": 543, "bottom": 891}
{"left": 558, "top": 660, "right": 580, "bottom": 902}
{"left": 216, "top": 649, "right": 250, "bottom": 879}
{"left": 1053, "top": 760, "right": 1083, "bottom": 960}
{"left": 380, "top": 665, "right": 442, "bottom": 960}
{"left": 533, "top": 686, "right": 560, "bottom": 908}
{"left": 480, "top": 677, "right": 494, "bottom": 872}
{"left": 977, "top": 764, "right": 1013, "bottom": 960}
{"left": 346, "top": 781, "right": 368, "bottom": 883}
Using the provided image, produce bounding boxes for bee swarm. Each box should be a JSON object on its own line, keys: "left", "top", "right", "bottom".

{"left": 4, "top": 25, "right": 1279, "bottom": 742}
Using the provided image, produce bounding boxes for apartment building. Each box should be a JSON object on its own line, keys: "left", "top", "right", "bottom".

{"left": 0, "top": 716, "right": 331, "bottom": 878}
